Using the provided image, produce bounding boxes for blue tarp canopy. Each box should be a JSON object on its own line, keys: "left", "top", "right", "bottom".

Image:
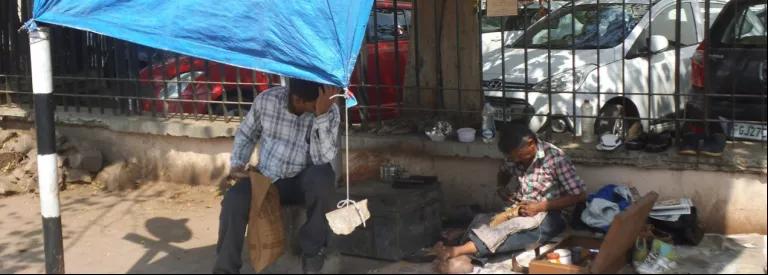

{"left": 29, "top": 0, "right": 375, "bottom": 87}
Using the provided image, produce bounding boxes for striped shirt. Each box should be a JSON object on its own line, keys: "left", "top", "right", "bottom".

{"left": 500, "top": 140, "right": 586, "bottom": 202}
{"left": 230, "top": 86, "right": 340, "bottom": 182}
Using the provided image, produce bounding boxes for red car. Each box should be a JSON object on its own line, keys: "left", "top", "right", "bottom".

{"left": 139, "top": 0, "right": 412, "bottom": 122}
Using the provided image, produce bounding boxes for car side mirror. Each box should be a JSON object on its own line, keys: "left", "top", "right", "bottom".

{"left": 391, "top": 25, "right": 407, "bottom": 38}
{"left": 649, "top": 35, "right": 669, "bottom": 54}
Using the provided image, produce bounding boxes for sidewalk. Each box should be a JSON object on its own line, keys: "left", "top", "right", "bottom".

{"left": 0, "top": 182, "right": 765, "bottom": 274}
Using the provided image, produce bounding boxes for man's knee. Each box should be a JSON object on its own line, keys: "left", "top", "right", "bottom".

{"left": 305, "top": 164, "right": 335, "bottom": 181}
{"left": 540, "top": 212, "right": 566, "bottom": 237}
{"left": 222, "top": 179, "right": 251, "bottom": 217}
{"left": 301, "top": 164, "right": 335, "bottom": 193}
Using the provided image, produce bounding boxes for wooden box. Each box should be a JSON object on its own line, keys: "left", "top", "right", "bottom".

{"left": 336, "top": 180, "right": 443, "bottom": 260}
{"left": 529, "top": 192, "right": 659, "bottom": 274}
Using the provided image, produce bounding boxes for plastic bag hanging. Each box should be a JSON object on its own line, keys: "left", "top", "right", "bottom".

{"left": 325, "top": 89, "right": 370, "bottom": 235}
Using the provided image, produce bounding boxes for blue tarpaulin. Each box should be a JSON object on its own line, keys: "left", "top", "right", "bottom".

{"left": 28, "top": 0, "right": 375, "bottom": 87}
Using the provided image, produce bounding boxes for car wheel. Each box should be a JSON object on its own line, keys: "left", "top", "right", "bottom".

{"left": 595, "top": 103, "right": 638, "bottom": 138}
{"left": 549, "top": 116, "right": 570, "bottom": 133}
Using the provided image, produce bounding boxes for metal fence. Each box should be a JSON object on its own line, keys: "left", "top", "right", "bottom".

{"left": 1, "top": 0, "right": 766, "bottom": 151}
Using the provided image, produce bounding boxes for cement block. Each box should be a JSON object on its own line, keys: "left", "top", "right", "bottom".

{"left": 65, "top": 168, "right": 93, "bottom": 183}
{"left": 0, "top": 133, "right": 34, "bottom": 154}
{"left": 68, "top": 149, "right": 103, "bottom": 173}
{"left": 95, "top": 161, "right": 140, "bottom": 191}
{"left": 0, "top": 177, "right": 18, "bottom": 195}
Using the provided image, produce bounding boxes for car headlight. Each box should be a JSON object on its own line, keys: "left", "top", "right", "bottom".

{"left": 160, "top": 71, "right": 205, "bottom": 99}
{"left": 532, "top": 65, "right": 596, "bottom": 93}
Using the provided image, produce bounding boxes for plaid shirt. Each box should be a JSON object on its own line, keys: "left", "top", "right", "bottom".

{"left": 500, "top": 140, "right": 586, "bottom": 202}
{"left": 231, "top": 86, "right": 340, "bottom": 182}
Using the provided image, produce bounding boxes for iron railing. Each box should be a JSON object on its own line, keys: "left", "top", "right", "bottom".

{"left": 1, "top": 0, "right": 766, "bottom": 155}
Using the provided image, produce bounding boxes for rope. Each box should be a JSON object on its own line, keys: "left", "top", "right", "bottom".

{"left": 330, "top": 90, "right": 367, "bottom": 228}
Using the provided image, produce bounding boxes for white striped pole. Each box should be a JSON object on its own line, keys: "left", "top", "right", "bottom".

{"left": 29, "top": 26, "right": 65, "bottom": 274}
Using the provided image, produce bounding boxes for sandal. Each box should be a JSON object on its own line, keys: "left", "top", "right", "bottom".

{"left": 403, "top": 247, "right": 438, "bottom": 263}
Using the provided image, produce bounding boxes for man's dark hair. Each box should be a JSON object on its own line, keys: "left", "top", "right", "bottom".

{"left": 288, "top": 78, "right": 322, "bottom": 102}
{"left": 497, "top": 123, "right": 537, "bottom": 154}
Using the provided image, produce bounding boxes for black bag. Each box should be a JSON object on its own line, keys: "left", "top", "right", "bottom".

{"left": 648, "top": 207, "right": 704, "bottom": 246}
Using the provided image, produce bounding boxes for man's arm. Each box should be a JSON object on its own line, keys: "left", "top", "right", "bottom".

{"left": 310, "top": 104, "right": 340, "bottom": 165}
{"left": 553, "top": 155, "right": 587, "bottom": 197}
{"left": 230, "top": 98, "right": 263, "bottom": 173}
{"left": 496, "top": 170, "right": 515, "bottom": 203}
{"left": 519, "top": 193, "right": 586, "bottom": 216}
{"left": 497, "top": 170, "right": 512, "bottom": 188}
{"left": 544, "top": 193, "right": 586, "bottom": 211}
{"left": 520, "top": 155, "right": 587, "bottom": 216}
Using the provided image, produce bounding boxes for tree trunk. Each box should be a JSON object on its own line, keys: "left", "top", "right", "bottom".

{"left": 403, "top": 0, "right": 483, "bottom": 125}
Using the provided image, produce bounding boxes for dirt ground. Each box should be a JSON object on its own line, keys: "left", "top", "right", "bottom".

{"left": 0, "top": 182, "right": 435, "bottom": 274}
{"left": 0, "top": 182, "right": 224, "bottom": 273}
{"left": 0, "top": 182, "right": 765, "bottom": 274}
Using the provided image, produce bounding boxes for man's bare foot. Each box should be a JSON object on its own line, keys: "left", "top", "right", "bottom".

{"left": 434, "top": 255, "right": 473, "bottom": 274}
{"left": 432, "top": 241, "right": 455, "bottom": 261}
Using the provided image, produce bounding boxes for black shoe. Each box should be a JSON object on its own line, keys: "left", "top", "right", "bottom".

{"left": 678, "top": 134, "right": 701, "bottom": 156}
{"left": 402, "top": 247, "right": 438, "bottom": 263}
{"left": 302, "top": 248, "right": 326, "bottom": 274}
{"left": 645, "top": 132, "right": 672, "bottom": 153}
{"left": 626, "top": 133, "right": 647, "bottom": 151}
{"left": 701, "top": 134, "right": 726, "bottom": 157}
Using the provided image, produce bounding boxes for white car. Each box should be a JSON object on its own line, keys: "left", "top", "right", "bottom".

{"left": 481, "top": 0, "right": 570, "bottom": 62}
{"left": 482, "top": 0, "right": 727, "bottom": 137}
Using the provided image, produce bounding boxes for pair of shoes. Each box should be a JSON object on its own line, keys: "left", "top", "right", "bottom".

{"left": 301, "top": 248, "right": 326, "bottom": 274}
{"left": 634, "top": 239, "right": 678, "bottom": 274}
{"left": 700, "top": 134, "right": 726, "bottom": 157}
{"left": 635, "top": 251, "right": 678, "bottom": 274}
{"left": 678, "top": 134, "right": 700, "bottom": 155}
{"left": 678, "top": 133, "right": 726, "bottom": 157}
{"left": 635, "top": 253, "right": 663, "bottom": 274}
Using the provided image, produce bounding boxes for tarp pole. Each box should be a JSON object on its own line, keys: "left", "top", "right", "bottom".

{"left": 29, "top": 26, "right": 65, "bottom": 274}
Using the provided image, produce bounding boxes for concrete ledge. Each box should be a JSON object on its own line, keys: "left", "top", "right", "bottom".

{"left": 0, "top": 106, "right": 238, "bottom": 139}
{"left": 2, "top": 106, "right": 765, "bottom": 174}
{"left": 348, "top": 133, "right": 768, "bottom": 175}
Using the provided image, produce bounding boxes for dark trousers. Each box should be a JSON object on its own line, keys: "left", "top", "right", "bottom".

{"left": 213, "top": 164, "right": 335, "bottom": 274}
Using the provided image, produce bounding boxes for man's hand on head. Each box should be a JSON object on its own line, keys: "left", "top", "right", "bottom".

{"left": 315, "top": 85, "right": 340, "bottom": 116}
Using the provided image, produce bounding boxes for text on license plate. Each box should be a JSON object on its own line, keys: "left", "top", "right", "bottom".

{"left": 731, "top": 122, "right": 767, "bottom": 141}
{"left": 493, "top": 107, "right": 518, "bottom": 122}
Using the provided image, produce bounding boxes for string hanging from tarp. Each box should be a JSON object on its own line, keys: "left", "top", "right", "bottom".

{"left": 325, "top": 89, "right": 370, "bottom": 236}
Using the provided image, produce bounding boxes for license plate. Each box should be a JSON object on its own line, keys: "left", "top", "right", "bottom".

{"left": 493, "top": 107, "right": 513, "bottom": 122}
{"left": 731, "top": 122, "right": 767, "bottom": 141}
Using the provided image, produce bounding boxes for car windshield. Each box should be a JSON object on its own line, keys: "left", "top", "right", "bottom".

{"left": 716, "top": 2, "right": 767, "bottom": 47}
{"left": 513, "top": 3, "right": 648, "bottom": 49}
{"left": 367, "top": 8, "right": 412, "bottom": 41}
{"left": 481, "top": 6, "right": 548, "bottom": 33}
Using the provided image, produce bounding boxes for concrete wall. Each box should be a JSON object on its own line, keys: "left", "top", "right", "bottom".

{"left": 1, "top": 120, "right": 234, "bottom": 186}
{"left": 348, "top": 150, "right": 767, "bottom": 235}
{"left": 1, "top": 119, "right": 765, "bottom": 234}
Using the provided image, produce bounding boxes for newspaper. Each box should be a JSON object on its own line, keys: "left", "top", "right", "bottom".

{"left": 652, "top": 198, "right": 693, "bottom": 210}
{"left": 650, "top": 198, "right": 693, "bottom": 222}
{"left": 649, "top": 214, "right": 682, "bottom": 222}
